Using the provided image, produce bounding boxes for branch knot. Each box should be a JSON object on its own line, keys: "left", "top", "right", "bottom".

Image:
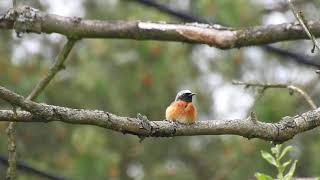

{"left": 137, "top": 113, "right": 151, "bottom": 132}
{"left": 276, "top": 116, "right": 296, "bottom": 132}
{"left": 13, "top": 6, "right": 42, "bottom": 36}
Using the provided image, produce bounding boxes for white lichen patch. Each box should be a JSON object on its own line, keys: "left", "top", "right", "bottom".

{"left": 138, "top": 22, "right": 180, "bottom": 31}
{"left": 138, "top": 22, "right": 236, "bottom": 48}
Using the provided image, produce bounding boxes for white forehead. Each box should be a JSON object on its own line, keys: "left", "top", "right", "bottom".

{"left": 175, "top": 89, "right": 192, "bottom": 100}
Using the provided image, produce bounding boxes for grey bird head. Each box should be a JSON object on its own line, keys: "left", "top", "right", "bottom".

{"left": 175, "top": 90, "right": 196, "bottom": 102}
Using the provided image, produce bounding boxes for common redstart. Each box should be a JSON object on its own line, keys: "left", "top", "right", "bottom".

{"left": 165, "top": 90, "right": 197, "bottom": 124}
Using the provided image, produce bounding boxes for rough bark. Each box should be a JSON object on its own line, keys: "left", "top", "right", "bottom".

{"left": 1, "top": 6, "right": 320, "bottom": 49}
{"left": 0, "top": 85, "right": 319, "bottom": 143}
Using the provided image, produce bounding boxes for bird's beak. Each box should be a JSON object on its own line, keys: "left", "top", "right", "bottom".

{"left": 190, "top": 93, "right": 196, "bottom": 96}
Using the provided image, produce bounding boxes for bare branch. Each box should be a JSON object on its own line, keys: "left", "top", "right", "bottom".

{"left": 0, "top": 155, "right": 69, "bottom": 180}
{"left": 2, "top": 7, "right": 320, "bottom": 49}
{"left": 0, "top": 85, "right": 319, "bottom": 143}
{"left": 232, "top": 81, "right": 287, "bottom": 88}
{"left": 287, "top": 85, "right": 317, "bottom": 109}
{"left": 288, "top": 0, "right": 320, "bottom": 52}
{"left": 27, "top": 39, "right": 77, "bottom": 101}
{"left": 130, "top": 0, "right": 210, "bottom": 23}
{"left": 6, "top": 111, "right": 17, "bottom": 180}
{"left": 232, "top": 80, "right": 317, "bottom": 110}
{"left": 12, "top": 0, "right": 16, "bottom": 8}
{"left": 6, "top": 2, "right": 19, "bottom": 178}
{"left": 133, "top": 0, "right": 320, "bottom": 68}
{"left": 262, "top": 45, "right": 320, "bottom": 68}
{"left": 5, "top": 38, "right": 76, "bottom": 179}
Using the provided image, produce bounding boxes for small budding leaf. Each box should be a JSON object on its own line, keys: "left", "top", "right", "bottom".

{"left": 255, "top": 172, "right": 274, "bottom": 180}
{"left": 282, "top": 160, "right": 292, "bottom": 170}
{"left": 279, "top": 146, "right": 293, "bottom": 160}
{"left": 271, "top": 144, "right": 281, "bottom": 155}
{"left": 261, "top": 151, "right": 277, "bottom": 167}
{"left": 284, "top": 160, "right": 298, "bottom": 180}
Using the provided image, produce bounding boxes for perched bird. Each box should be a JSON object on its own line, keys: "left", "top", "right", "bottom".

{"left": 165, "top": 90, "right": 197, "bottom": 124}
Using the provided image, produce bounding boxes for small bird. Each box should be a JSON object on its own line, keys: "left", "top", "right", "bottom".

{"left": 165, "top": 90, "right": 197, "bottom": 124}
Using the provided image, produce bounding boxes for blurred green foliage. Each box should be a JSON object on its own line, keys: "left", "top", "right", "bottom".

{"left": 0, "top": 0, "right": 319, "bottom": 179}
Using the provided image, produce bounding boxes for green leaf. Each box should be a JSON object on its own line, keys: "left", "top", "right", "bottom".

{"left": 261, "top": 150, "right": 277, "bottom": 167}
{"left": 282, "top": 160, "right": 292, "bottom": 170}
{"left": 271, "top": 145, "right": 279, "bottom": 155}
{"left": 284, "top": 160, "right": 297, "bottom": 180}
{"left": 255, "top": 172, "right": 274, "bottom": 180}
{"left": 271, "top": 144, "right": 282, "bottom": 157}
{"left": 279, "top": 146, "right": 293, "bottom": 160}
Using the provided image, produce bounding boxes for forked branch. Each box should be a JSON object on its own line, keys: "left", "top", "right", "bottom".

{"left": 232, "top": 81, "right": 317, "bottom": 110}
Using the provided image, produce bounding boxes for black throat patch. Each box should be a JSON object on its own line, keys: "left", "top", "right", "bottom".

{"left": 177, "top": 93, "right": 193, "bottom": 102}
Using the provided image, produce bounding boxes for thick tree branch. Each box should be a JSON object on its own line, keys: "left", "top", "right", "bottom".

{"left": 133, "top": 0, "right": 320, "bottom": 68}
{"left": 0, "top": 86, "right": 319, "bottom": 143}
{"left": 2, "top": 7, "right": 320, "bottom": 49}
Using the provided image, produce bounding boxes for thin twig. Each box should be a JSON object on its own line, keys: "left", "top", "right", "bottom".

{"left": 232, "top": 80, "right": 287, "bottom": 88}
{"left": 247, "top": 89, "right": 265, "bottom": 119}
{"left": 131, "top": 0, "right": 210, "bottom": 23}
{"left": 6, "top": 107, "right": 17, "bottom": 180}
{"left": 263, "top": 45, "right": 320, "bottom": 68}
{"left": 288, "top": 0, "right": 320, "bottom": 53}
{"left": 6, "top": 122, "right": 16, "bottom": 180}
{"left": 6, "top": 0, "right": 19, "bottom": 178}
{"left": 12, "top": 0, "right": 16, "bottom": 8}
{"left": 27, "top": 39, "right": 77, "bottom": 100}
{"left": 287, "top": 85, "right": 317, "bottom": 109}
{"left": 0, "top": 155, "right": 69, "bottom": 180}
{"left": 6, "top": 1, "right": 18, "bottom": 178}
{"left": 5, "top": 38, "right": 77, "bottom": 179}
{"left": 232, "top": 80, "right": 317, "bottom": 110}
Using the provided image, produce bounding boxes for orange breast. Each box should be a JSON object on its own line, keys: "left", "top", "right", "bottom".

{"left": 165, "top": 100, "right": 197, "bottom": 124}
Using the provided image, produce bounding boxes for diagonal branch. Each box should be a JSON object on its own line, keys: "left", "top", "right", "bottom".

{"left": 129, "top": 0, "right": 211, "bottom": 23}
{"left": 27, "top": 39, "right": 77, "bottom": 101}
{"left": 288, "top": 0, "right": 320, "bottom": 53}
{"left": 2, "top": 7, "right": 320, "bottom": 49}
{"left": 262, "top": 45, "right": 320, "bottom": 68}
{"left": 5, "top": 38, "right": 76, "bottom": 179}
{"left": 0, "top": 155, "right": 69, "bottom": 180}
{"left": 0, "top": 85, "right": 319, "bottom": 143}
